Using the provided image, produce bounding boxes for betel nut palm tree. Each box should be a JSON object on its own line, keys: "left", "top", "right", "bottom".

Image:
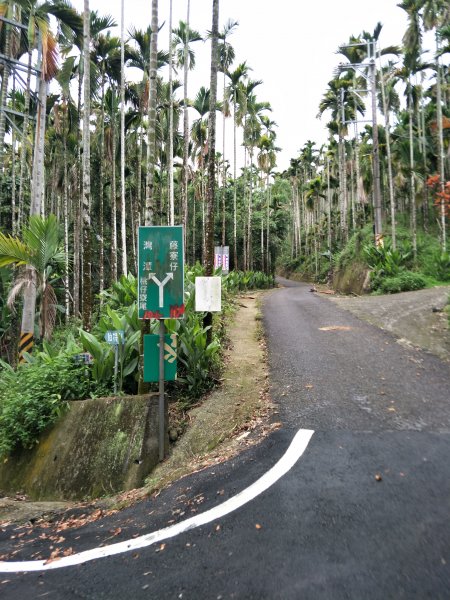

{"left": 0, "top": 215, "right": 66, "bottom": 352}
{"left": 81, "top": 0, "right": 92, "bottom": 331}
{"left": 203, "top": 0, "right": 219, "bottom": 345}
{"left": 172, "top": 15, "right": 202, "bottom": 249}
{"left": 0, "top": 0, "right": 81, "bottom": 357}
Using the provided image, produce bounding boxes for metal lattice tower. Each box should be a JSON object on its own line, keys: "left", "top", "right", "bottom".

{"left": 0, "top": 13, "right": 40, "bottom": 154}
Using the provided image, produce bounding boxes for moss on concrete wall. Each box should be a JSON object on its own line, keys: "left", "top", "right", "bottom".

{"left": 0, "top": 395, "right": 160, "bottom": 501}
{"left": 333, "top": 262, "right": 371, "bottom": 295}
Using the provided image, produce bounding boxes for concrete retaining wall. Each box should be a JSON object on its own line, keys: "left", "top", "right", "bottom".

{"left": 0, "top": 395, "right": 160, "bottom": 501}
{"left": 333, "top": 262, "right": 371, "bottom": 295}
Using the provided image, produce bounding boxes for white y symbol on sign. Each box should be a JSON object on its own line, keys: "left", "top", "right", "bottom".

{"left": 148, "top": 273, "right": 174, "bottom": 307}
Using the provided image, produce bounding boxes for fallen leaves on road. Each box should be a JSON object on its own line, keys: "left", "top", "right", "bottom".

{"left": 44, "top": 548, "right": 62, "bottom": 564}
{"left": 54, "top": 508, "right": 118, "bottom": 532}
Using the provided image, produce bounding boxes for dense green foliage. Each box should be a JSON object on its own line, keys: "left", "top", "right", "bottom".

{"left": 0, "top": 268, "right": 274, "bottom": 455}
{"left": 287, "top": 224, "right": 450, "bottom": 293}
{"left": 0, "top": 352, "right": 103, "bottom": 457}
{"left": 375, "top": 272, "right": 428, "bottom": 294}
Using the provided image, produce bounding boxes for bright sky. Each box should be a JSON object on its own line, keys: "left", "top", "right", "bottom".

{"left": 71, "top": 0, "right": 412, "bottom": 172}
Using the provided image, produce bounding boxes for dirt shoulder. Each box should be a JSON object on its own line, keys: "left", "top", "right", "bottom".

{"left": 0, "top": 292, "right": 275, "bottom": 524}
{"left": 325, "top": 285, "right": 450, "bottom": 362}
{"left": 139, "top": 291, "right": 276, "bottom": 497}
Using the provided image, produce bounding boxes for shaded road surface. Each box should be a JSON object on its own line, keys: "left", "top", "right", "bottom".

{"left": 1, "top": 279, "right": 450, "bottom": 599}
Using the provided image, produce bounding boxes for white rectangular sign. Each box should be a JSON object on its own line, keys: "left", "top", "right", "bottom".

{"left": 195, "top": 277, "right": 222, "bottom": 312}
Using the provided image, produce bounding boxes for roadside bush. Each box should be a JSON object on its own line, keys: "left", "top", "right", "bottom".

{"left": 429, "top": 252, "right": 450, "bottom": 282}
{"left": 98, "top": 273, "right": 138, "bottom": 308}
{"left": 0, "top": 353, "right": 99, "bottom": 456}
{"left": 376, "top": 271, "right": 427, "bottom": 294}
{"left": 335, "top": 226, "right": 372, "bottom": 271}
{"left": 222, "top": 269, "right": 275, "bottom": 292}
{"left": 177, "top": 320, "right": 220, "bottom": 398}
{"left": 363, "top": 239, "right": 412, "bottom": 279}
{"left": 85, "top": 303, "right": 141, "bottom": 394}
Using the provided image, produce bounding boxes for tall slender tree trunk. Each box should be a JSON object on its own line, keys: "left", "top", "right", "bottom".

{"left": 353, "top": 118, "right": 362, "bottom": 220}
{"left": 17, "top": 49, "right": 33, "bottom": 233}
{"left": 371, "top": 55, "right": 383, "bottom": 245}
{"left": 201, "top": 180, "right": 206, "bottom": 263}
{"left": 266, "top": 174, "right": 270, "bottom": 273}
{"left": 98, "top": 76, "right": 105, "bottom": 296}
{"left": 342, "top": 140, "right": 348, "bottom": 241}
{"left": 260, "top": 186, "right": 264, "bottom": 273}
{"left": 350, "top": 147, "right": 356, "bottom": 232}
{"left": 73, "top": 45, "right": 84, "bottom": 318}
{"left": 120, "top": 0, "right": 127, "bottom": 276}
{"left": 338, "top": 133, "right": 346, "bottom": 241}
{"left": 290, "top": 186, "right": 296, "bottom": 258}
{"left": 379, "top": 66, "right": 396, "bottom": 248}
{"left": 63, "top": 134, "right": 70, "bottom": 321}
{"left": 181, "top": 0, "right": 191, "bottom": 248}
{"left": 11, "top": 78, "right": 16, "bottom": 233}
{"left": 18, "top": 41, "right": 47, "bottom": 360}
{"left": 139, "top": 0, "right": 159, "bottom": 409}
{"left": 111, "top": 95, "right": 118, "bottom": 282}
{"left": 221, "top": 50, "right": 228, "bottom": 247}
{"left": 136, "top": 106, "right": 144, "bottom": 229}
{"left": 145, "top": 0, "right": 158, "bottom": 226}
{"left": 266, "top": 172, "right": 270, "bottom": 274}
{"left": 233, "top": 90, "right": 238, "bottom": 268}
{"left": 247, "top": 150, "right": 254, "bottom": 269}
{"left": 435, "top": 46, "right": 446, "bottom": 251}
{"left": 82, "top": 0, "right": 92, "bottom": 330}
{"left": 30, "top": 78, "right": 47, "bottom": 217}
{"left": 192, "top": 187, "right": 196, "bottom": 262}
{"left": 204, "top": 0, "right": 219, "bottom": 343}
{"left": 408, "top": 83, "right": 417, "bottom": 262}
{"left": 327, "top": 159, "right": 332, "bottom": 261}
{"left": 0, "top": 17, "right": 12, "bottom": 180}
{"left": 73, "top": 172, "right": 81, "bottom": 317}
{"left": 168, "top": 0, "right": 175, "bottom": 226}
{"left": 420, "top": 82, "right": 429, "bottom": 230}
{"left": 131, "top": 187, "right": 137, "bottom": 270}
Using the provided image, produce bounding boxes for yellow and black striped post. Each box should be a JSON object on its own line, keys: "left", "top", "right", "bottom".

{"left": 19, "top": 332, "right": 34, "bottom": 363}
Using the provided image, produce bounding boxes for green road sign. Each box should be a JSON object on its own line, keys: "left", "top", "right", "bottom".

{"left": 143, "top": 334, "right": 177, "bottom": 382}
{"left": 138, "top": 226, "right": 185, "bottom": 319}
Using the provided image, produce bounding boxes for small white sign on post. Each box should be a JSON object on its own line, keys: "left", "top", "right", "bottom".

{"left": 195, "top": 277, "right": 222, "bottom": 312}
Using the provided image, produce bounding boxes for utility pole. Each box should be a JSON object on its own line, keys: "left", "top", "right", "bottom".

{"left": 338, "top": 38, "right": 383, "bottom": 246}
{"left": 370, "top": 43, "right": 383, "bottom": 246}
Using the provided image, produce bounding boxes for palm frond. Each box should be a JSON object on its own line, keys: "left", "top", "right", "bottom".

{"left": 21, "top": 215, "right": 64, "bottom": 274}
{"left": 0, "top": 234, "right": 31, "bottom": 268}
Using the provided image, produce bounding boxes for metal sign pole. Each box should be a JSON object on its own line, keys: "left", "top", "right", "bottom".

{"left": 159, "top": 319, "right": 165, "bottom": 461}
{"left": 114, "top": 345, "right": 119, "bottom": 394}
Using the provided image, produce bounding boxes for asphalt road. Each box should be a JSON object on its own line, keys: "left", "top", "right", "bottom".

{"left": 1, "top": 279, "right": 450, "bottom": 599}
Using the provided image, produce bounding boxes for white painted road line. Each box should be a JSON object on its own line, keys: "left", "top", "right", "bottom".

{"left": 0, "top": 429, "right": 314, "bottom": 572}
